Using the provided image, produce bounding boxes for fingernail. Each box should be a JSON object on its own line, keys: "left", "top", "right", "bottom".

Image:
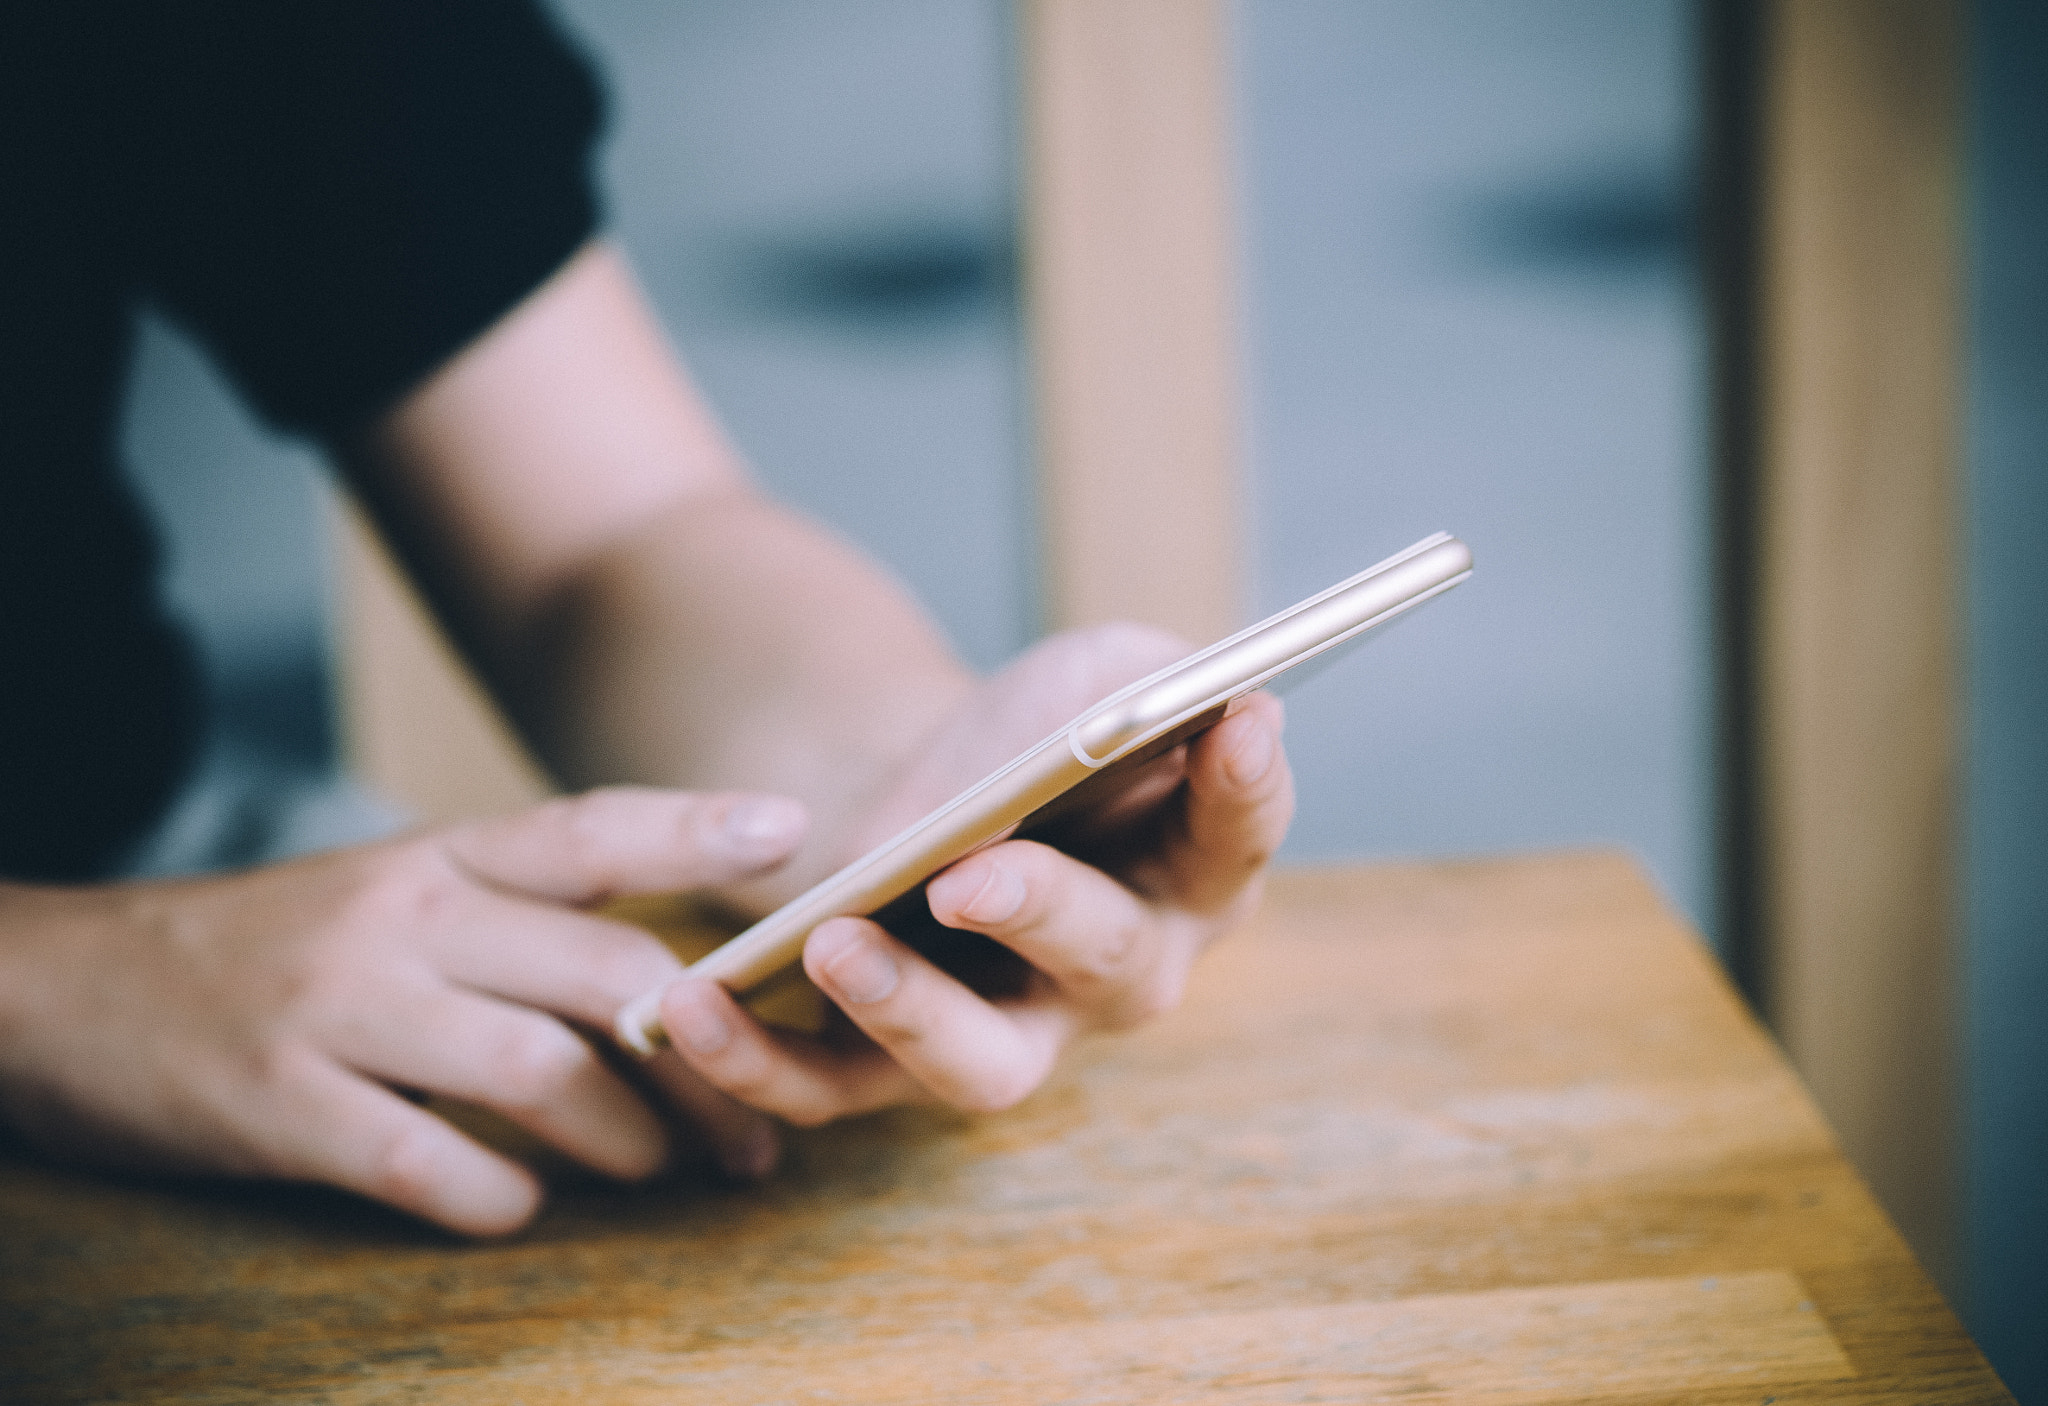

{"left": 822, "top": 932, "right": 900, "bottom": 1005}
{"left": 1225, "top": 722, "right": 1276, "bottom": 787}
{"left": 720, "top": 796, "right": 804, "bottom": 849}
{"left": 720, "top": 1121, "right": 780, "bottom": 1181}
{"left": 934, "top": 857, "right": 1026, "bottom": 925}
{"left": 666, "top": 981, "right": 732, "bottom": 1055}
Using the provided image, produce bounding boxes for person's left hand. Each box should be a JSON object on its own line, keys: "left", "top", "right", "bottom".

{"left": 645, "top": 623, "right": 1295, "bottom": 1149}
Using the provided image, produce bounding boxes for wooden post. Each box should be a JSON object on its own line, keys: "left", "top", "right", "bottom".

{"left": 1741, "top": 0, "right": 1964, "bottom": 1285}
{"left": 333, "top": 499, "right": 551, "bottom": 827}
{"left": 1018, "top": 0, "right": 1245, "bottom": 646}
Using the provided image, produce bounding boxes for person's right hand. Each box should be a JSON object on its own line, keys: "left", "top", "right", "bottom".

{"left": 0, "top": 786, "right": 806, "bottom": 1237}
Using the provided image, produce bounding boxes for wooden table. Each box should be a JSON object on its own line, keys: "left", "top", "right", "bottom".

{"left": 0, "top": 853, "right": 2013, "bottom": 1404}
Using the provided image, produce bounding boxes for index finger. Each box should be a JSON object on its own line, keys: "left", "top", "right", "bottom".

{"left": 442, "top": 787, "right": 806, "bottom": 905}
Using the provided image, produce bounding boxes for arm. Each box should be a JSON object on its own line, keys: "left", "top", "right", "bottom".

{"left": 0, "top": 241, "right": 1290, "bottom": 1238}
{"left": 343, "top": 242, "right": 973, "bottom": 894}
{"left": 0, "top": 248, "right": 897, "bottom": 1238}
{"left": 347, "top": 240, "right": 1296, "bottom": 1132}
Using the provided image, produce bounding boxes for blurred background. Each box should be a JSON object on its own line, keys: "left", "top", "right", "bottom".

{"left": 115, "top": 0, "right": 2041, "bottom": 1392}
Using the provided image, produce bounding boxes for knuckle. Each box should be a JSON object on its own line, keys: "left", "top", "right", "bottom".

{"left": 551, "top": 794, "right": 618, "bottom": 866}
{"left": 700, "top": 1051, "right": 849, "bottom": 1129}
{"left": 255, "top": 955, "right": 324, "bottom": 1023}
{"left": 366, "top": 1117, "right": 444, "bottom": 1208}
{"left": 725, "top": 1063, "right": 841, "bottom": 1128}
{"left": 351, "top": 853, "right": 463, "bottom": 933}
{"left": 1036, "top": 907, "right": 1148, "bottom": 1002}
{"left": 563, "top": 786, "right": 652, "bottom": 835}
{"left": 849, "top": 1003, "right": 921, "bottom": 1048}
{"left": 582, "top": 923, "right": 678, "bottom": 997}
{"left": 257, "top": 919, "right": 380, "bottom": 1026}
{"left": 527, "top": 790, "right": 645, "bottom": 896}
{"left": 692, "top": 1046, "right": 804, "bottom": 1118}
{"left": 215, "top": 1047, "right": 314, "bottom": 1174}
{"left": 233, "top": 1040, "right": 299, "bottom": 1103}
{"left": 1076, "top": 910, "right": 1149, "bottom": 983}
{"left": 490, "top": 1022, "right": 592, "bottom": 1108}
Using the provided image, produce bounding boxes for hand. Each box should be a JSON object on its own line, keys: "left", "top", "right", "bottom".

{"left": 653, "top": 623, "right": 1295, "bottom": 1134}
{"left": 0, "top": 787, "right": 808, "bottom": 1236}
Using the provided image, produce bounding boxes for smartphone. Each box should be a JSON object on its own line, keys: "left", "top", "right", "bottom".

{"left": 614, "top": 531, "right": 1471, "bottom": 1055}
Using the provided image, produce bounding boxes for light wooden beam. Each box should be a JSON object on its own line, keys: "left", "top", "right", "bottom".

{"left": 333, "top": 498, "right": 550, "bottom": 828}
{"left": 1019, "top": 0, "right": 1245, "bottom": 647}
{"left": 1752, "top": 0, "right": 1963, "bottom": 1285}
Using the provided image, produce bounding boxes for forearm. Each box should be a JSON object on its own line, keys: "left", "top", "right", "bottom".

{"left": 29, "top": 243, "right": 1293, "bottom": 1216}
{"left": 344, "top": 242, "right": 972, "bottom": 895}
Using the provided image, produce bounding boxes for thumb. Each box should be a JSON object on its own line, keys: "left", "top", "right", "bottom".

{"left": 440, "top": 786, "right": 806, "bottom": 905}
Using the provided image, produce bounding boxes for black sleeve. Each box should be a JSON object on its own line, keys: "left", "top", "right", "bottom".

{"left": 129, "top": 0, "right": 605, "bottom": 437}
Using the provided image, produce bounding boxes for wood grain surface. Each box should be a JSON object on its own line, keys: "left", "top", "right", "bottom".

{"left": 0, "top": 855, "right": 2011, "bottom": 1404}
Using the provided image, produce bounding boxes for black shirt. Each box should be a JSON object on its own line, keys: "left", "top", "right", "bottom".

{"left": 1, "top": 1, "right": 603, "bottom": 880}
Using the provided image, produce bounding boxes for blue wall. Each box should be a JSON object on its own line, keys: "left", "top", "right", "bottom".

{"left": 1964, "top": 0, "right": 2048, "bottom": 1392}
{"left": 1237, "top": 0, "right": 1712, "bottom": 929}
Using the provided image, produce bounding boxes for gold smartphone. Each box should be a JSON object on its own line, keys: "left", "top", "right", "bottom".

{"left": 614, "top": 531, "right": 1472, "bottom": 1056}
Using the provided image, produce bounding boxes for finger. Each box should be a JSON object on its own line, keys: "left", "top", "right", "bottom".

{"left": 442, "top": 787, "right": 807, "bottom": 906}
{"left": 657, "top": 973, "right": 920, "bottom": 1126}
{"left": 638, "top": 1049, "right": 784, "bottom": 1181}
{"left": 327, "top": 984, "right": 669, "bottom": 1182}
{"left": 1162, "top": 691, "right": 1296, "bottom": 913}
{"left": 425, "top": 888, "right": 688, "bottom": 1030}
{"left": 925, "top": 840, "right": 1189, "bottom": 1030}
{"left": 268, "top": 1052, "right": 542, "bottom": 1237}
{"left": 802, "top": 918, "right": 1075, "bottom": 1112}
